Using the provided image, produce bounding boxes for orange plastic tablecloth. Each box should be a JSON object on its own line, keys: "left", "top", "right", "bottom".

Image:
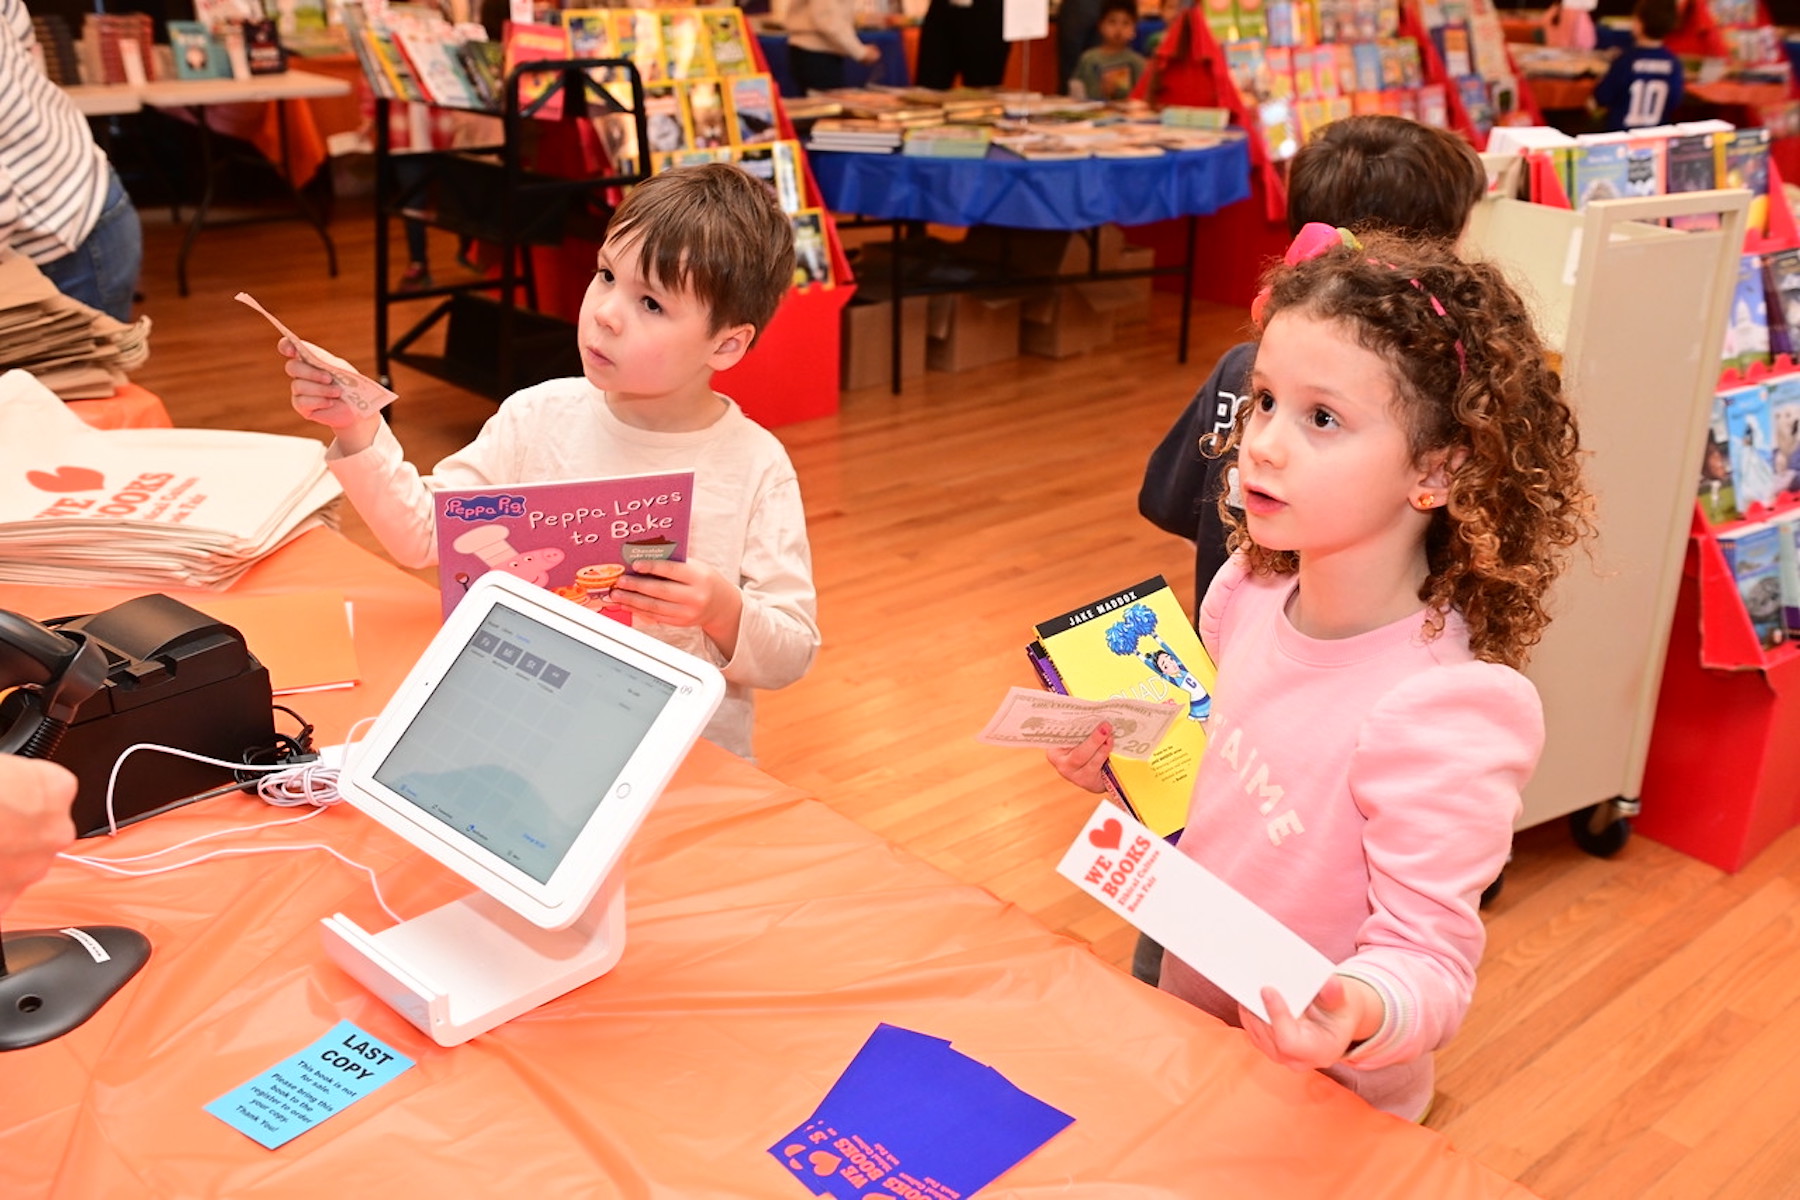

{"left": 0, "top": 531, "right": 1535, "bottom": 1199}
{"left": 65, "top": 382, "right": 174, "bottom": 431}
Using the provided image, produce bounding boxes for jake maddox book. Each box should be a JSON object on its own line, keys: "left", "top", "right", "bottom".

{"left": 432, "top": 472, "right": 692, "bottom": 621}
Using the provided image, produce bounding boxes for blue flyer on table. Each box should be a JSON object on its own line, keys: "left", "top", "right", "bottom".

{"left": 205, "top": 1020, "right": 415, "bottom": 1150}
{"left": 768, "top": 1023, "right": 1074, "bottom": 1199}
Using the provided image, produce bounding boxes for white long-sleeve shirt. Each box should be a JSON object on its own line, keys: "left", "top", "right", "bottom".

{"left": 327, "top": 381, "right": 820, "bottom": 759}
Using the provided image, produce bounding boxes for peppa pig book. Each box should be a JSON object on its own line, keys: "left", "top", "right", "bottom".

{"left": 431, "top": 471, "right": 693, "bottom": 620}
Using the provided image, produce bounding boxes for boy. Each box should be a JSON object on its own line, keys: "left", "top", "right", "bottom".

{"left": 1139, "top": 115, "right": 1486, "bottom": 614}
{"left": 1590, "top": 0, "right": 1684, "bottom": 132}
{"left": 1069, "top": 0, "right": 1146, "bottom": 102}
{"left": 283, "top": 163, "right": 820, "bottom": 761}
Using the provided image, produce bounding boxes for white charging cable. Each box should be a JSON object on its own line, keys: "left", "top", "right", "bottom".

{"left": 61, "top": 719, "right": 397, "bottom": 923}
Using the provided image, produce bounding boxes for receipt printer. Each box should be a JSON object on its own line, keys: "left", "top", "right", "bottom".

{"left": 0, "top": 595, "right": 275, "bottom": 838}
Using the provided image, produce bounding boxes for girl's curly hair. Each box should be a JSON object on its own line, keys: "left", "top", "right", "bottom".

{"left": 1206, "top": 232, "right": 1594, "bottom": 669}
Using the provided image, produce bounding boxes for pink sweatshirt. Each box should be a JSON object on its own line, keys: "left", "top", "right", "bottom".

{"left": 1159, "top": 557, "right": 1542, "bottom": 1119}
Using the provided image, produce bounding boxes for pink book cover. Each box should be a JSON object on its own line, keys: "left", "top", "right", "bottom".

{"left": 432, "top": 471, "right": 693, "bottom": 620}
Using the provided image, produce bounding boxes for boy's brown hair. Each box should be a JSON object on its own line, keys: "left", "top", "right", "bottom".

{"left": 1286, "top": 115, "right": 1486, "bottom": 240}
{"left": 604, "top": 162, "right": 797, "bottom": 346}
{"left": 1637, "top": 0, "right": 1678, "bottom": 42}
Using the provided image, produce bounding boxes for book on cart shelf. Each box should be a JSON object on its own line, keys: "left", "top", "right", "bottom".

{"left": 1027, "top": 576, "right": 1216, "bottom": 839}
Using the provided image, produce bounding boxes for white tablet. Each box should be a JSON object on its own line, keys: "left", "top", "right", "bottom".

{"left": 338, "top": 570, "right": 724, "bottom": 930}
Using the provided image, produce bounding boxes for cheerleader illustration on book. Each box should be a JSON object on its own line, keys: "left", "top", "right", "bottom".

{"left": 1105, "top": 603, "right": 1212, "bottom": 722}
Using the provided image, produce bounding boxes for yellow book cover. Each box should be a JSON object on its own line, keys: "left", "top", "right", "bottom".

{"left": 701, "top": 6, "right": 753, "bottom": 76}
{"left": 725, "top": 72, "right": 780, "bottom": 145}
{"left": 611, "top": 9, "right": 667, "bottom": 87}
{"left": 660, "top": 8, "right": 713, "bottom": 80}
{"left": 565, "top": 7, "right": 624, "bottom": 95}
{"left": 790, "top": 209, "right": 832, "bottom": 288}
{"left": 685, "top": 76, "right": 730, "bottom": 148}
{"left": 644, "top": 83, "right": 693, "bottom": 156}
{"left": 1031, "top": 576, "right": 1215, "bottom": 837}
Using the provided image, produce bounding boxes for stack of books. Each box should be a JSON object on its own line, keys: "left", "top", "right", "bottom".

{"left": 806, "top": 118, "right": 904, "bottom": 152}
{"left": 0, "top": 253, "right": 151, "bottom": 400}
{"left": 0, "top": 373, "right": 342, "bottom": 590}
{"left": 901, "top": 124, "right": 992, "bottom": 158}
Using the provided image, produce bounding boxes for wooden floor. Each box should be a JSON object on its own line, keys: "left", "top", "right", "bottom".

{"left": 127, "top": 197, "right": 1800, "bottom": 1198}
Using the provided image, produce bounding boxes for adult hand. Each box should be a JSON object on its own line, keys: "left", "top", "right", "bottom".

{"left": 609, "top": 559, "right": 744, "bottom": 658}
{"left": 858, "top": 44, "right": 882, "bottom": 64}
{"left": 1046, "top": 722, "right": 1113, "bottom": 793}
{"left": 1238, "top": 976, "right": 1383, "bottom": 1071}
{"left": 0, "top": 757, "right": 77, "bottom": 915}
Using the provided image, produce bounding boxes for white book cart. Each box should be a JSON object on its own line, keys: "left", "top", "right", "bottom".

{"left": 1462, "top": 186, "right": 1749, "bottom": 876}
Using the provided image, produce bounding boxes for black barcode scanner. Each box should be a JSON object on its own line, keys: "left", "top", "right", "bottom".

{"left": 0, "top": 609, "right": 149, "bottom": 1051}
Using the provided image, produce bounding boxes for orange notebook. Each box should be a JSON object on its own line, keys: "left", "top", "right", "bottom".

{"left": 188, "top": 590, "right": 360, "bottom": 695}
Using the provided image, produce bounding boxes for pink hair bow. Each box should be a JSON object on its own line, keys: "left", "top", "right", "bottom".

{"left": 1251, "top": 223, "right": 1360, "bottom": 326}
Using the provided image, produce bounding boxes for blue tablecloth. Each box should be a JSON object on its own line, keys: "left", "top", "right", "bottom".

{"left": 807, "top": 139, "right": 1253, "bottom": 230}
{"left": 757, "top": 29, "right": 910, "bottom": 98}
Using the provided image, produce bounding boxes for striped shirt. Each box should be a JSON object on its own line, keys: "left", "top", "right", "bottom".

{"left": 1, "top": 0, "right": 109, "bottom": 263}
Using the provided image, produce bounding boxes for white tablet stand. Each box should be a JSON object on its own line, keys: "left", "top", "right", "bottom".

{"left": 314, "top": 571, "right": 722, "bottom": 1047}
{"left": 320, "top": 870, "right": 625, "bottom": 1047}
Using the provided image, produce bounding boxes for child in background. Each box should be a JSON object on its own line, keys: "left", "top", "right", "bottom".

{"left": 1591, "top": 0, "right": 1685, "bottom": 132}
{"left": 1140, "top": 115, "right": 1486, "bottom": 617}
{"left": 281, "top": 163, "right": 820, "bottom": 760}
{"left": 1544, "top": 0, "right": 1597, "bottom": 52}
{"left": 1054, "top": 228, "right": 1592, "bottom": 1120}
{"left": 1069, "top": 0, "right": 1146, "bottom": 102}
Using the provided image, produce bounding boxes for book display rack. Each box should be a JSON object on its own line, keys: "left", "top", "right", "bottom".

{"left": 344, "top": 3, "right": 853, "bottom": 425}
{"left": 1641, "top": 180, "right": 1800, "bottom": 870}
{"left": 1494, "top": 133, "right": 1800, "bottom": 871}
{"left": 1132, "top": 0, "right": 1538, "bottom": 306}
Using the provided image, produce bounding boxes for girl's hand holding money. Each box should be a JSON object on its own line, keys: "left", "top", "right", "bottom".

{"left": 1046, "top": 722, "right": 1114, "bottom": 794}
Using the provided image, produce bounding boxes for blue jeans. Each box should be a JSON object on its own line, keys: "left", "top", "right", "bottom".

{"left": 40, "top": 166, "right": 142, "bottom": 323}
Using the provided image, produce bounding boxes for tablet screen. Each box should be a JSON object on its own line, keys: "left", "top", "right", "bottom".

{"left": 371, "top": 602, "right": 675, "bottom": 884}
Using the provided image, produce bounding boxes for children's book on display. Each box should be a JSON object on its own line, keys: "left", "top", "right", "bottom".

{"left": 1717, "top": 519, "right": 1787, "bottom": 649}
{"left": 1027, "top": 576, "right": 1216, "bottom": 838}
{"left": 1724, "top": 254, "right": 1773, "bottom": 378}
{"left": 790, "top": 211, "right": 833, "bottom": 288}
{"left": 432, "top": 472, "right": 693, "bottom": 622}
{"left": 1701, "top": 385, "right": 1746, "bottom": 525}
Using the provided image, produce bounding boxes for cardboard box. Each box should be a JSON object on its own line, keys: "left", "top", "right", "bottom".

{"left": 1019, "top": 286, "right": 1116, "bottom": 360}
{"left": 958, "top": 224, "right": 1127, "bottom": 276}
{"left": 840, "top": 294, "right": 929, "bottom": 391}
{"left": 1096, "top": 244, "right": 1156, "bottom": 324}
{"left": 927, "top": 292, "right": 1022, "bottom": 372}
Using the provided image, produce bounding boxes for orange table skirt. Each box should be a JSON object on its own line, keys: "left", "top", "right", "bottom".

{"left": 66, "top": 382, "right": 175, "bottom": 430}
{"left": 160, "top": 94, "right": 331, "bottom": 186}
{"left": 0, "top": 531, "right": 1533, "bottom": 1199}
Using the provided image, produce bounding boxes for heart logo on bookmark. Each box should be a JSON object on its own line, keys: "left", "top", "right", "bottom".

{"left": 1088, "top": 818, "right": 1123, "bottom": 850}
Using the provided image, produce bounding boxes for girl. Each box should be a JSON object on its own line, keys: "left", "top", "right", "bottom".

{"left": 1051, "top": 227, "right": 1592, "bottom": 1120}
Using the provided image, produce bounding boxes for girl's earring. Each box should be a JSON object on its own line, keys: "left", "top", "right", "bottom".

{"left": 1415, "top": 493, "right": 1436, "bottom": 510}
